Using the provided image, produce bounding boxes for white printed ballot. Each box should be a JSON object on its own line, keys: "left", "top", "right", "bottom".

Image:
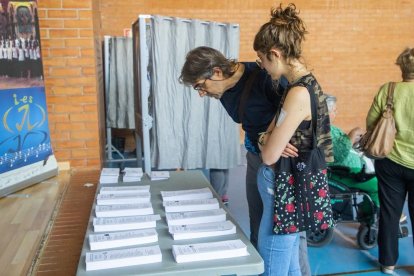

{"left": 101, "top": 168, "right": 120, "bottom": 176}
{"left": 150, "top": 171, "right": 170, "bottom": 181}
{"left": 99, "top": 168, "right": 120, "bottom": 184}
{"left": 95, "top": 203, "right": 154, "bottom": 218}
{"left": 89, "top": 229, "right": 158, "bottom": 250}
{"left": 161, "top": 188, "right": 213, "bottom": 202}
{"left": 172, "top": 239, "right": 249, "bottom": 263}
{"left": 166, "top": 209, "right": 226, "bottom": 226}
{"left": 123, "top": 167, "right": 143, "bottom": 175}
{"left": 123, "top": 168, "right": 144, "bottom": 182}
{"left": 93, "top": 215, "right": 161, "bottom": 232}
{"left": 163, "top": 198, "right": 219, "bottom": 213}
{"left": 85, "top": 245, "right": 162, "bottom": 271}
{"left": 99, "top": 185, "right": 150, "bottom": 194}
{"left": 96, "top": 193, "right": 151, "bottom": 205}
{"left": 168, "top": 220, "right": 236, "bottom": 240}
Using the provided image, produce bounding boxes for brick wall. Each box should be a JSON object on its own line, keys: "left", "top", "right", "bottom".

{"left": 38, "top": 0, "right": 103, "bottom": 169}
{"left": 99, "top": 0, "right": 414, "bottom": 132}
{"left": 38, "top": 0, "right": 414, "bottom": 169}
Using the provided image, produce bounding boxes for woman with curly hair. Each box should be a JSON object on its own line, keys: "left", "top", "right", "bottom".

{"left": 254, "top": 4, "right": 334, "bottom": 275}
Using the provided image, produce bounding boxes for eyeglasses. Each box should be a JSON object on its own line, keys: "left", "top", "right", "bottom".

{"left": 193, "top": 77, "right": 228, "bottom": 92}
{"left": 193, "top": 78, "right": 209, "bottom": 91}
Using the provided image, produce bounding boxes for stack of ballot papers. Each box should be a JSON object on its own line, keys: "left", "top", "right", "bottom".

{"left": 150, "top": 171, "right": 170, "bottom": 181}
{"left": 166, "top": 209, "right": 226, "bottom": 226}
{"left": 93, "top": 215, "right": 161, "bottom": 232}
{"left": 172, "top": 239, "right": 249, "bottom": 263}
{"left": 99, "top": 185, "right": 149, "bottom": 195}
{"left": 99, "top": 168, "right": 120, "bottom": 184}
{"left": 161, "top": 188, "right": 213, "bottom": 202}
{"left": 95, "top": 203, "right": 154, "bottom": 218}
{"left": 85, "top": 245, "right": 162, "bottom": 271}
{"left": 123, "top": 167, "right": 144, "bottom": 182}
{"left": 89, "top": 228, "right": 158, "bottom": 250}
{"left": 163, "top": 198, "right": 219, "bottom": 213}
{"left": 168, "top": 220, "right": 236, "bottom": 240}
{"left": 96, "top": 192, "right": 151, "bottom": 205}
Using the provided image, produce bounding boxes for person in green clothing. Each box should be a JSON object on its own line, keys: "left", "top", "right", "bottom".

{"left": 325, "top": 94, "right": 380, "bottom": 211}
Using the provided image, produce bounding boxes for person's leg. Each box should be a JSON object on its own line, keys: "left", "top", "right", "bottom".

{"left": 209, "top": 169, "right": 229, "bottom": 197}
{"left": 402, "top": 162, "right": 414, "bottom": 245}
{"left": 298, "top": 232, "right": 310, "bottom": 276}
{"left": 375, "top": 158, "right": 407, "bottom": 266}
{"left": 246, "top": 152, "right": 263, "bottom": 248}
{"left": 289, "top": 234, "right": 302, "bottom": 275}
{"left": 257, "top": 164, "right": 301, "bottom": 276}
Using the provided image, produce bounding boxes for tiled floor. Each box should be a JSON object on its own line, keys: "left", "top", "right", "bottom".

{"left": 226, "top": 160, "right": 413, "bottom": 276}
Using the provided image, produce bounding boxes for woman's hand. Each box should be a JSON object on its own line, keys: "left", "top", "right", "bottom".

{"left": 348, "top": 127, "right": 364, "bottom": 145}
{"left": 281, "top": 143, "right": 298, "bottom": 157}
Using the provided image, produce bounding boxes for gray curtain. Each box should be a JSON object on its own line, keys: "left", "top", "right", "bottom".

{"left": 149, "top": 15, "right": 241, "bottom": 169}
{"left": 106, "top": 37, "right": 135, "bottom": 129}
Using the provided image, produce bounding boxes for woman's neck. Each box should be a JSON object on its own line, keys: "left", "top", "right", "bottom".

{"left": 284, "top": 60, "right": 309, "bottom": 83}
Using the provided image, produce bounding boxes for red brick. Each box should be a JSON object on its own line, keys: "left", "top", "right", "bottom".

{"left": 47, "top": 10, "right": 78, "bottom": 19}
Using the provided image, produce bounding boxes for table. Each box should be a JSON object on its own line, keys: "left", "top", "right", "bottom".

{"left": 76, "top": 170, "right": 264, "bottom": 276}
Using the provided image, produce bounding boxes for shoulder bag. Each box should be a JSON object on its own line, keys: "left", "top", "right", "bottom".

{"left": 272, "top": 87, "right": 335, "bottom": 234}
{"left": 360, "top": 82, "right": 396, "bottom": 159}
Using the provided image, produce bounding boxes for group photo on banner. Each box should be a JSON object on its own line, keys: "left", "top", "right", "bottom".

{"left": 0, "top": 0, "right": 57, "bottom": 196}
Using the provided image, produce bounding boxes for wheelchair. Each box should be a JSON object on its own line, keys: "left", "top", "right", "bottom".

{"left": 306, "top": 165, "right": 409, "bottom": 250}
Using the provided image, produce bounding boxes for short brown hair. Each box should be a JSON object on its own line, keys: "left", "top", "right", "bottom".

{"left": 396, "top": 47, "right": 414, "bottom": 81}
{"left": 253, "top": 3, "right": 307, "bottom": 63}
{"left": 179, "top": 46, "right": 237, "bottom": 85}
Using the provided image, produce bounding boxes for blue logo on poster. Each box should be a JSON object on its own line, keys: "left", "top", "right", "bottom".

{"left": 0, "top": 86, "right": 52, "bottom": 173}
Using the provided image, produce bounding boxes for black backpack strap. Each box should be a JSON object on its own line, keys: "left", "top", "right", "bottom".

{"left": 238, "top": 68, "right": 260, "bottom": 122}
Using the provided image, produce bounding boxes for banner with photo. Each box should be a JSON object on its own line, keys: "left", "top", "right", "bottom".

{"left": 0, "top": 0, "right": 57, "bottom": 197}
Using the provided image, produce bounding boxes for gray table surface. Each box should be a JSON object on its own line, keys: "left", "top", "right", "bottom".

{"left": 76, "top": 170, "right": 264, "bottom": 276}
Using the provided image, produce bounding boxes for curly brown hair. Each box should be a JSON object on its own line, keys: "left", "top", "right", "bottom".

{"left": 253, "top": 3, "right": 307, "bottom": 63}
{"left": 396, "top": 47, "right": 414, "bottom": 81}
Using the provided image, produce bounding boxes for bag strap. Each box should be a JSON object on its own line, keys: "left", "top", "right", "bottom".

{"left": 386, "top": 82, "right": 396, "bottom": 110}
{"left": 238, "top": 68, "right": 260, "bottom": 122}
{"left": 308, "top": 85, "right": 319, "bottom": 149}
{"left": 279, "top": 79, "right": 319, "bottom": 149}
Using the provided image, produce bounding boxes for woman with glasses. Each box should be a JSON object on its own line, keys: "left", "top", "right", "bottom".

{"left": 180, "top": 46, "right": 311, "bottom": 276}
{"left": 254, "top": 3, "right": 333, "bottom": 275}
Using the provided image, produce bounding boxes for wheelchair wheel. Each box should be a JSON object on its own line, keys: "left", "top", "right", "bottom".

{"left": 306, "top": 228, "right": 334, "bottom": 247}
{"left": 357, "top": 224, "right": 377, "bottom": 250}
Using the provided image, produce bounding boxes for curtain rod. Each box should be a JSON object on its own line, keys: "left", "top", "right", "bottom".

{"left": 139, "top": 14, "right": 239, "bottom": 28}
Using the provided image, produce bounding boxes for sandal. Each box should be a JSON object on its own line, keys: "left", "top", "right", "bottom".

{"left": 380, "top": 265, "right": 395, "bottom": 275}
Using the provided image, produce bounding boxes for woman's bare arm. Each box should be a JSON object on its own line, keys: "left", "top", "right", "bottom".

{"left": 261, "top": 86, "right": 311, "bottom": 165}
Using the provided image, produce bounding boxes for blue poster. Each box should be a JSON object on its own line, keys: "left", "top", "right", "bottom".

{"left": 0, "top": 87, "right": 52, "bottom": 173}
{"left": 0, "top": 0, "right": 57, "bottom": 193}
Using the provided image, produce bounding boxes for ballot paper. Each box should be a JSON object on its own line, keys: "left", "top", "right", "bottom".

{"left": 123, "top": 167, "right": 143, "bottom": 174}
{"left": 150, "top": 171, "right": 170, "bottom": 181}
{"left": 96, "top": 193, "right": 151, "bottom": 205}
{"left": 95, "top": 203, "right": 154, "bottom": 218}
{"left": 172, "top": 239, "right": 248, "bottom": 263}
{"left": 161, "top": 188, "right": 213, "bottom": 202}
{"left": 93, "top": 215, "right": 161, "bottom": 232}
{"left": 85, "top": 245, "right": 162, "bottom": 271}
{"left": 101, "top": 168, "right": 120, "bottom": 176}
{"left": 99, "top": 168, "right": 120, "bottom": 184}
{"left": 99, "top": 186, "right": 150, "bottom": 194}
{"left": 168, "top": 220, "right": 236, "bottom": 240}
{"left": 122, "top": 168, "right": 144, "bottom": 182}
{"left": 166, "top": 208, "right": 226, "bottom": 226}
{"left": 89, "top": 228, "right": 158, "bottom": 250}
{"left": 163, "top": 198, "right": 219, "bottom": 213}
